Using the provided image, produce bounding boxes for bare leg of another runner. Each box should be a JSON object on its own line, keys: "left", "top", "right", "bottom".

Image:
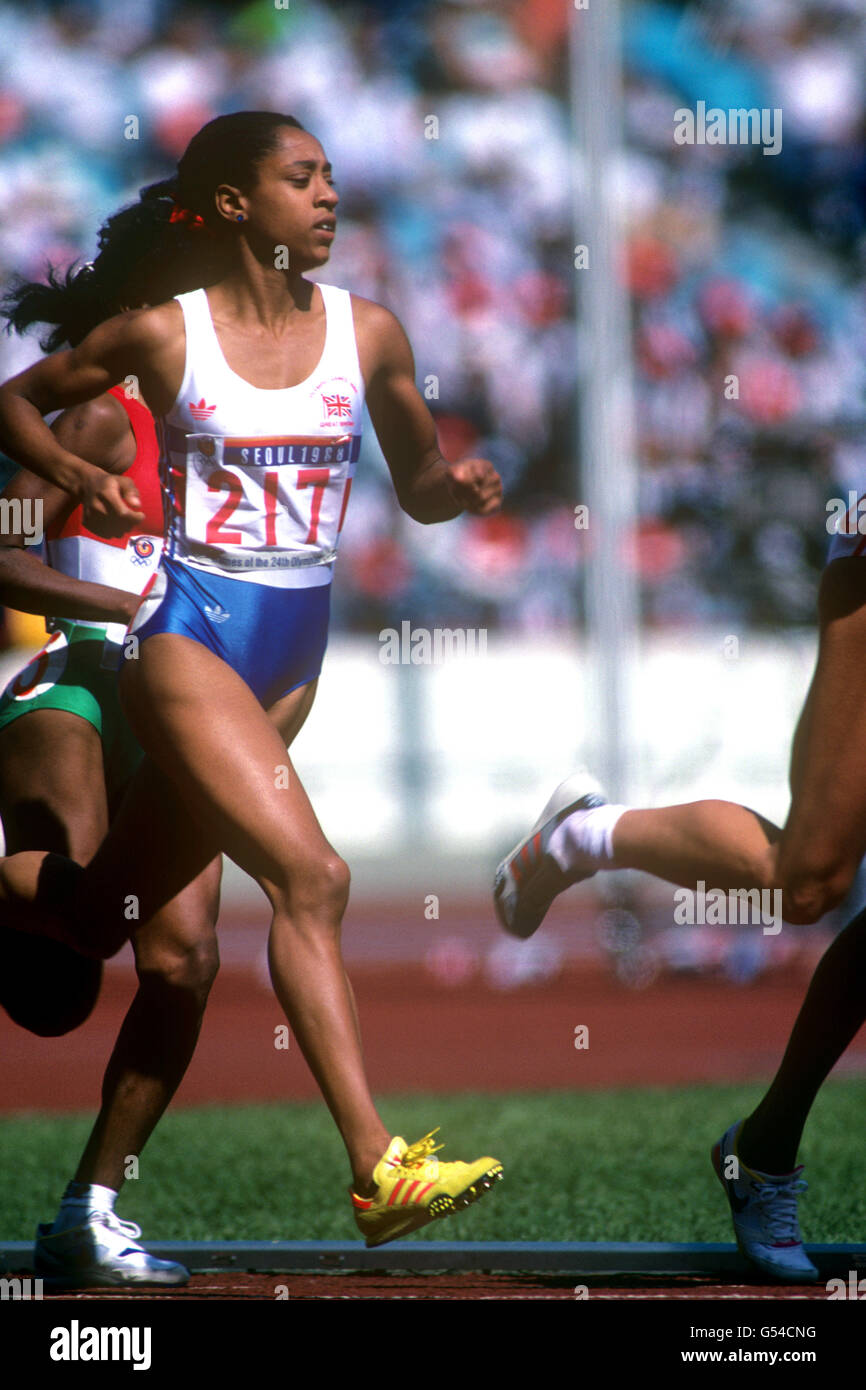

{"left": 733, "top": 561, "right": 866, "bottom": 1170}
{"left": 556, "top": 563, "right": 866, "bottom": 926}
{"left": 736, "top": 906, "right": 866, "bottom": 1173}
{"left": 0, "top": 710, "right": 107, "bottom": 1034}
{"left": 71, "top": 774, "right": 220, "bottom": 1189}
{"left": 0, "top": 709, "right": 218, "bottom": 1282}
{"left": 0, "top": 713, "right": 222, "bottom": 1198}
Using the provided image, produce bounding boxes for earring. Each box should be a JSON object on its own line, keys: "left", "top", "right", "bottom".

{"left": 237, "top": 214, "right": 244, "bottom": 222}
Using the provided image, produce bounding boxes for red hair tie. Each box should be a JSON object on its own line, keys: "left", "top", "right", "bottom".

{"left": 169, "top": 203, "right": 206, "bottom": 229}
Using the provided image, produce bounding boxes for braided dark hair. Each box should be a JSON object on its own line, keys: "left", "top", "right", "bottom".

{"left": 2, "top": 111, "right": 306, "bottom": 351}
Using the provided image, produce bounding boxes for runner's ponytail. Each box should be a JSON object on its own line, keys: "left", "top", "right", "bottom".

{"left": 2, "top": 112, "right": 306, "bottom": 351}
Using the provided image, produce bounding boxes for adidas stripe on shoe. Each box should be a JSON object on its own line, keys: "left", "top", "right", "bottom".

{"left": 494, "top": 771, "right": 607, "bottom": 939}
{"left": 352, "top": 1129, "right": 503, "bottom": 1248}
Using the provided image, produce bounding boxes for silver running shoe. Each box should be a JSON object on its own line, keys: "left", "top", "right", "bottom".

{"left": 35, "top": 1211, "right": 189, "bottom": 1288}
{"left": 712, "top": 1121, "right": 818, "bottom": 1283}
{"left": 493, "top": 771, "right": 607, "bottom": 939}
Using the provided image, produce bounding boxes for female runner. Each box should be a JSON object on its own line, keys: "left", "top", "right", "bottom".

{"left": 0, "top": 110, "right": 504, "bottom": 1248}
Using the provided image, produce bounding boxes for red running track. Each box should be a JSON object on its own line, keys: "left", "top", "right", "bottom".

{"left": 2, "top": 934, "right": 864, "bottom": 1110}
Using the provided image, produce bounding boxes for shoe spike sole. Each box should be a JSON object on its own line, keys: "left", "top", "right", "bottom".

{"left": 428, "top": 1166, "right": 504, "bottom": 1220}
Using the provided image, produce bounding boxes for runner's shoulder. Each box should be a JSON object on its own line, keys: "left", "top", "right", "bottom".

{"left": 348, "top": 294, "right": 412, "bottom": 374}
{"left": 80, "top": 300, "right": 183, "bottom": 360}
{"left": 349, "top": 293, "right": 404, "bottom": 337}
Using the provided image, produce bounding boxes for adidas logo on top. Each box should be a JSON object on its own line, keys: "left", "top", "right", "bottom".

{"left": 189, "top": 398, "right": 217, "bottom": 420}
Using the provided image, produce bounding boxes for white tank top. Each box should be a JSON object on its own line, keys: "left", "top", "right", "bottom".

{"left": 158, "top": 284, "right": 364, "bottom": 589}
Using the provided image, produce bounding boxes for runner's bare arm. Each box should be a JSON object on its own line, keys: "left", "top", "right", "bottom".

{"left": 0, "top": 399, "right": 143, "bottom": 623}
{"left": 358, "top": 300, "right": 502, "bottom": 523}
{"left": 0, "top": 305, "right": 177, "bottom": 537}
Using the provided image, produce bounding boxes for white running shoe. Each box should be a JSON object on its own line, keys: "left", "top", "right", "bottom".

{"left": 493, "top": 772, "right": 607, "bottom": 939}
{"left": 35, "top": 1210, "right": 189, "bottom": 1288}
{"left": 712, "top": 1121, "right": 818, "bottom": 1283}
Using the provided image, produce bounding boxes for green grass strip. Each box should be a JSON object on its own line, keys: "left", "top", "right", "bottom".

{"left": 2, "top": 1082, "right": 863, "bottom": 1244}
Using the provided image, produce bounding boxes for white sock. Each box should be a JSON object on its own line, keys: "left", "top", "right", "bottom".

{"left": 548, "top": 804, "right": 628, "bottom": 871}
{"left": 54, "top": 1182, "right": 117, "bottom": 1231}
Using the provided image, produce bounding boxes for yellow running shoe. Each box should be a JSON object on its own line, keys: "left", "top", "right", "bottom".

{"left": 351, "top": 1129, "right": 504, "bottom": 1248}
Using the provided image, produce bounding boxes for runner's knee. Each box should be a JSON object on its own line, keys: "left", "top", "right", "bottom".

{"left": 135, "top": 925, "right": 220, "bottom": 996}
{"left": 270, "top": 851, "right": 351, "bottom": 927}
{"left": 778, "top": 858, "right": 856, "bottom": 924}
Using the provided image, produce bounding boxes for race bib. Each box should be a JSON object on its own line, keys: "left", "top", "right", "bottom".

{"left": 182, "top": 434, "right": 358, "bottom": 570}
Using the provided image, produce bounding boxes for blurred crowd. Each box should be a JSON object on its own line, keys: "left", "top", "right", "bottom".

{"left": 1, "top": 0, "right": 865, "bottom": 640}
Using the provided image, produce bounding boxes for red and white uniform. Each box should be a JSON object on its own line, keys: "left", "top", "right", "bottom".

{"left": 45, "top": 386, "right": 165, "bottom": 648}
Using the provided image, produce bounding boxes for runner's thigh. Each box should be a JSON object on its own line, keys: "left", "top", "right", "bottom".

{"left": 0, "top": 709, "right": 108, "bottom": 860}
{"left": 117, "top": 635, "right": 340, "bottom": 895}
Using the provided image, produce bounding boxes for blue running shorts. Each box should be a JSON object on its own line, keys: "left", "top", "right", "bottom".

{"left": 131, "top": 557, "right": 331, "bottom": 707}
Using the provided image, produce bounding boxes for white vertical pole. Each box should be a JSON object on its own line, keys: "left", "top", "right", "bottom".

{"left": 570, "top": 0, "right": 640, "bottom": 802}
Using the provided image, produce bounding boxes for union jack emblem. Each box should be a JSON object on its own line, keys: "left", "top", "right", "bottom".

{"left": 322, "top": 394, "right": 352, "bottom": 418}
{"left": 189, "top": 398, "right": 217, "bottom": 420}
